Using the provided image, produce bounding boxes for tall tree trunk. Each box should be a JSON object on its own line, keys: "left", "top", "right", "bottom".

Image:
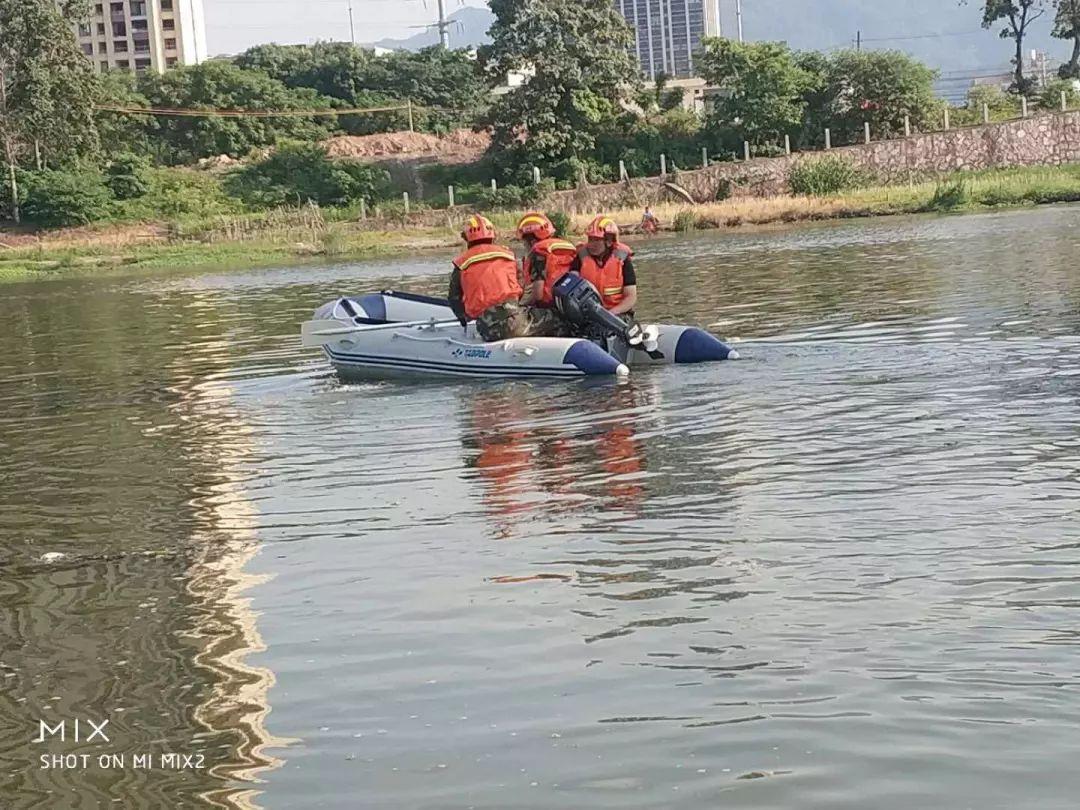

{"left": 0, "top": 58, "right": 20, "bottom": 224}
{"left": 1014, "top": 28, "right": 1026, "bottom": 91}
{"left": 1071, "top": 34, "right": 1080, "bottom": 77}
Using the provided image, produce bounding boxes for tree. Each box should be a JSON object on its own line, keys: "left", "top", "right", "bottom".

{"left": 972, "top": 0, "right": 1047, "bottom": 93}
{"left": 223, "top": 141, "right": 389, "bottom": 208}
{"left": 479, "top": 0, "right": 640, "bottom": 181}
{"left": 1054, "top": 0, "right": 1080, "bottom": 78}
{"left": 698, "top": 39, "right": 815, "bottom": 146}
{"left": 0, "top": 0, "right": 100, "bottom": 222}
{"left": 136, "top": 61, "right": 338, "bottom": 163}
{"left": 820, "top": 50, "right": 940, "bottom": 144}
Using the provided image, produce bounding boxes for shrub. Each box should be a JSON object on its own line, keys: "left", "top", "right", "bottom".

{"left": 925, "top": 179, "right": 969, "bottom": 211}
{"left": 672, "top": 210, "right": 697, "bottom": 232}
{"left": 105, "top": 152, "right": 152, "bottom": 200}
{"left": 21, "top": 169, "right": 114, "bottom": 228}
{"left": 789, "top": 156, "right": 867, "bottom": 196}
{"left": 224, "top": 142, "right": 390, "bottom": 209}
{"left": 547, "top": 210, "right": 571, "bottom": 238}
{"left": 1038, "top": 79, "right": 1080, "bottom": 111}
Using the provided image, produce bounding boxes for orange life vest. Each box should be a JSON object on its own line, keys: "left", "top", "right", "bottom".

{"left": 525, "top": 237, "right": 577, "bottom": 307}
{"left": 576, "top": 241, "right": 632, "bottom": 310}
{"left": 454, "top": 243, "right": 522, "bottom": 319}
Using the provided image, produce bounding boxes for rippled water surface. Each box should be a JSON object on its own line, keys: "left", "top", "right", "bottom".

{"left": 2, "top": 207, "right": 1080, "bottom": 809}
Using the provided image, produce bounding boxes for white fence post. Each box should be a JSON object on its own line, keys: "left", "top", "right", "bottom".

{"left": 785, "top": 134, "right": 791, "bottom": 155}
{"left": 944, "top": 108, "right": 950, "bottom": 130}
{"left": 1021, "top": 96, "right": 1029, "bottom": 118}
{"left": 824, "top": 128, "right": 831, "bottom": 150}
{"left": 983, "top": 103, "right": 990, "bottom": 124}
{"left": 904, "top": 115, "right": 911, "bottom": 137}
{"left": 490, "top": 178, "right": 498, "bottom": 192}
{"left": 743, "top": 141, "right": 751, "bottom": 161}
{"left": 1063, "top": 90, "right": 1069, "bottom": 112}
{"left": 532, "top": 166, "right": 541, "bottom": 184}
{"left": 619, "top": 160, "right": 628, "bottom": 181}
{"left": 702, "top": 146, "right": 709, "bottom": 168}
{"left": 864, "top": 121, "right": 871, "bottom": 144}
{"left": 660, "top": 153, "right": 667, "bottom": 177}
{"left": 359, "top": 198, "right": 367, "bottom": 220}
{"left": 402, "top": 192, "right": 410, "bottom": 214}
{"left": 447, "top": 185, "right": 455, "bottom": 207}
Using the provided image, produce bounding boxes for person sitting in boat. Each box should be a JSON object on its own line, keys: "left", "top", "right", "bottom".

{"left": 568, "top": 216, "right": 638, "bottom": 316}
{"left": 516, "top": 212, "right": 577, "bottom": 308}
{"left": 448, "top": 215, "right": 567, "bottom": 342}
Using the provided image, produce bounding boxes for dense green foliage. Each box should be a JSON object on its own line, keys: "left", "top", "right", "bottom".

{"left": 1053, "top": 0, "right": 1080, "bottom": 77}
{"left": 105, "top": 153, "right": 152, "bottom": 200}
{"left": 479, "top": 0, "right": 641, "bottom": 183}
{"left": 789, "top": 156, "right": 868, "bottom": 195}
{"left": 20, "top": 168, "right": 113, "bottom": 227}
{"left": 699, "top": 40, "right": 816, "bottom": 146}
{"left": 223, "top": 142, "right": 390, "bottom": 208}
{"left": 977, "top": 0, "right": 1046, "bottom": 93}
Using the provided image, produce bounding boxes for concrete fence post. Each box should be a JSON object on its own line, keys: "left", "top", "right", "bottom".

{"left": 532, "top": 166, "right": 541, "bottom": 185}
{"left": 943, "top": 108, "right": 950, "bottom": 130}
{"left": 702, "top": 146, "right": 709, "bottom": 168}
{"left": 864, "top": 121, "right": 871, "bottom": 144}
{"left": 360, "top": 198, "right": 367, "bottom": 220}
{"left": 904, "top": 115, "right": 911, "bottom": 137}
{"left": 403, "top": 192, "right": 410, "bottom": 214}
{"left": 491, "top": 178, "right": 498, "bottom": 192}
{"left": 660, "top": 153, "right": 667, "bottom": 177}
{"left": 784, "top": 134, "right": 791, "bottom": 155}
{"left": 824, "top": 128, "right": 831, "bottom": 150}
{"left": 983, "top": 103, "right": 990, "bottom": 124}
{"left": 1022, "top": 96, "right": 1029, "bottom": 118}
{"left": 743, "top": 141, "right": 751, "bottom": 161}
{"left": 448, "top": 185, "right": 455, "bottom": 207}
{"left": 619, "top": 160, "right": 628, "bottom": 181}
{"left": 1063, "top": 90, "right": 1069, "bottom": 112}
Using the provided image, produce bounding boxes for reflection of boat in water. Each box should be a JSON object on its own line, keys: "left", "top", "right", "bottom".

{"left": 302, "top": 291, "right": 738, "bottom": 382}
{"left": 460, "top": 384, "right": 655, "bottom": 536}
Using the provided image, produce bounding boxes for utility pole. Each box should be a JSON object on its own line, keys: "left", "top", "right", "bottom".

{"left": 735, "top": 0, "right": 744, "bottom": 43}
{"left": 856, "top": 30, "right": 861, "bottom": 51}
{"left": 347, "top": 0, "right": 355, "bottom": 44}
{"left": 436, "top": 0, "right": 450, "bottom": 48}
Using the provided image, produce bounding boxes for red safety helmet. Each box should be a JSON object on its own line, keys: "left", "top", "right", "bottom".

{"left": 516, "top": 212, "right": 555, "bottom": 241}
{"left": 462, "top": 214, "right": 497, "bottom": 243}
{"left": 585, "top": 215, "right": 619, "bottom": 240}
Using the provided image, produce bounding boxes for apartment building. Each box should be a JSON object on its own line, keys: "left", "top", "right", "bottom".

{"left": 616, "top": 0, "right": 720, "bottom": 80}
{"left": 74, "top": 0, "right": 207, "bottom": 74}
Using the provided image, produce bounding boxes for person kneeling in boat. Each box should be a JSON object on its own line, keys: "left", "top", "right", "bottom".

{"left": 516, "top": 212, "right": 578, "bottom": 312}
{"left": 569, "top": 216, "right": 638, "bottom": 316}
{"left": 448, "top": 215, "right": 566, "bottom": 342}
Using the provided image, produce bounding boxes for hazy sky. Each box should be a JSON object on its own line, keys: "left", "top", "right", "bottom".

{"left": 204, "top": 0, "right": 488, "bottom": 56}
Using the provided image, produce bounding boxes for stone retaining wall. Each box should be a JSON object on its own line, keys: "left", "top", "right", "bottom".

{"left": 539, "top": 111, "right": 1080, "bottom": 213}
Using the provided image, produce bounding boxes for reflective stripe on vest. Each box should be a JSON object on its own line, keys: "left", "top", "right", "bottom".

{"left": 576, "top": 242, "right": 631, "bottom": 310}
{"left": 454, "top": 244, "right": 522, "bottom": 319}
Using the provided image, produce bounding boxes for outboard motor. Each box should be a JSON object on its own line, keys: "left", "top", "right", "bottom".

{"left": 553, "top": 273, "right": 662, "bottom": 358}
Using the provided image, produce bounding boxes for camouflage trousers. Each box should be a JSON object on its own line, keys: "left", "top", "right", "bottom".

{"left": 476, "top": 302, "right": 575, "bottom": 342}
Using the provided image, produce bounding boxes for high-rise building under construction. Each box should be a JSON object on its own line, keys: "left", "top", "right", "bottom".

{"left": 615, "top": 0, "right": 721, "bottom": 80}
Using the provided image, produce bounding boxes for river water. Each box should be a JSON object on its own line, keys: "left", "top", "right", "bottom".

{"left": 2, "top": 206, "right": 1079, "bottom": 809}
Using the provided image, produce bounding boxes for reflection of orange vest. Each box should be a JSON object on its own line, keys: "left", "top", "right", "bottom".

{"left": 454, "top": 244, "right": 522, "bottom": 319}
{"left": 526, "top": 238, "right": 577, "bottom": 307}
{"left": 599, "top": 424, "right": 644, "bottom": 506}
{"left": 577, "top": 242, "right": 632, "bottom": 310}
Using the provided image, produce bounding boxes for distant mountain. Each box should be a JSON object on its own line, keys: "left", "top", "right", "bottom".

{"left": 370, "top": 1, "right": 1065, "bottom": 77}
{"left": 371, "top": 6, "right": 493, "bottom": 51}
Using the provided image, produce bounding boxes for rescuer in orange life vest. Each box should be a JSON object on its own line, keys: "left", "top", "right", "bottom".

{"left": 516, "top": 212, "right": 578, "bottom": 309}
{"left": 568, "top": 216, "right": 639, "bottom": 316}
{"left": 448, "top": 215, "right": 568, "bottom": 342}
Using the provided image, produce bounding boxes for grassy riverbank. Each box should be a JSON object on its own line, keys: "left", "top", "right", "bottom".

{"left": 3, "top": 164, "right": 1080, "bottom": 282}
